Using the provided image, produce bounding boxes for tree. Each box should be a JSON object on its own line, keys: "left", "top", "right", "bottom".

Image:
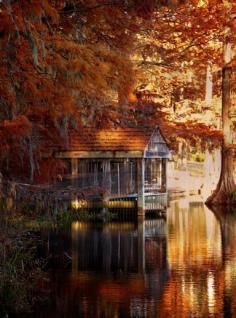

{"left": 0, "top": 0, "right": 231, "bottom": 190}
{"left": 206, "top": 48, "right": 236, "bottom": 204}
{"left": 204, "top": 3, "right": 236, "bottom": 205}
{"left": 134, "top": 0, "right": 236, "bottom": 204}
{"left": 0, "top": 0, "right": 161, "bottom": 182}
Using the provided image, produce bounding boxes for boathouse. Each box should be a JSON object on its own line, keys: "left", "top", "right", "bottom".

{"left": 54, "top": 126, "right": 171, "bottom": 214}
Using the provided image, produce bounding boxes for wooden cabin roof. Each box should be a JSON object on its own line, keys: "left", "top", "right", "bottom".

{"left": 65, "top": 127, "right": 153, "bottom": 152}
{"left": 48, "top": 126, "right": 170, "bottom": 159}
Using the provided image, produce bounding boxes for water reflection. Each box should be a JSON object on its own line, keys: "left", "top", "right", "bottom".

{"left": 36, "top": 200, "right": 236, "bottom": 318}
{"left": 162, "top": 200, "right": 223, "bottom": 318}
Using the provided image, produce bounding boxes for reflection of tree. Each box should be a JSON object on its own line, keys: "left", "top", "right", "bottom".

{"left": 167, "top": 201, "right": 222, "bottom": 271}
{"left": 159, "top": 201, "right": 224, "bottom": 318}
{"left": 210, "top": 206, "right": 236, "bottom": 316}
{"left": 211, "top": 206, "right": 236, "bottom": 261}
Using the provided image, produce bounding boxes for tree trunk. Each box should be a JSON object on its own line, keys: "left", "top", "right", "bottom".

{"left": 206, "top": 66, "right": 236, "bottom": 205}
{"left": 27, "top": 137, "right": 35, "bottom": 184}
{"left": 206, "top": 146, "right": 235, "bottom": 204}
{"left": 205, "top": 63, "right": 213, "bottom": 104}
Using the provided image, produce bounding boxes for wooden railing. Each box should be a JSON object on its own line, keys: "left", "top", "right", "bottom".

{"left": 144, "top": 193, "right": 168, "bottom": 211}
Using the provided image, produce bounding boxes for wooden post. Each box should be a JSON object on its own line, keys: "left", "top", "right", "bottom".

{"left": 117, "top": 162, "right": 120, "bottom": 196}
{"left": 137, "top": 158, "right": 145, "bottom": 217}
{"left": 94, "top": 161, "right": 98, "bottom": 185}
{"left": 130, "top": 161, "right": 135, "bottom": 193}
{"left": 80, "top": 160, "right": 86, "bottom": 187}
{"left": 159, "top": 158, "right": 162, "bottom": 189}
{"left": 165, "top": 159, "right": 168, "bottom": 192}
{"left": 102, "top": 159, "right": 111, "bottom": 196}
{"left": 161, "top": 159, "right": 166, "bottom": 191}
{"left": 123, "top": 159, "right": 130, "bottom": 195}
{"left": 71, "top": 158, "right": 78, "bottom": 178}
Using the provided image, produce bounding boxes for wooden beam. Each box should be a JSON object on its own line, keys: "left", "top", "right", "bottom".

{"left": 165, "top": 159, "right": 168, "bottom": 191}
{"left": 137, "top": 158, "right": 145, "bottom": 217}
{"left": 117, "top": 163, "right": 120, "bottom": 196}
{"left": 123, "top": 159, "right": 130, "bottom": 194}
{"left": 160, "top": 159, "right": 167, "bottom": 191}
{"left": 55, "top": 151, "right": 143, "bottom": 159}
{"left": 71, "top": 158, "right": 78, "bottom": 177}
{"left": 102, "top": 159, "right": 111, "bottom": 195}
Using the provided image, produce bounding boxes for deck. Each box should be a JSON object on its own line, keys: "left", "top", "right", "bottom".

{"left": 71, "top": 191, "right": 168, "bottom": 212}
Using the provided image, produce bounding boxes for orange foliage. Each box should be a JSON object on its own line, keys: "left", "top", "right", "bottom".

{"left": 34, "top": 158, "right": 65, "bottom": 184}
{"left": 132, "top": 101, "right": 222, "bottom": 149}
{"left": 0, "top": 0, "right": 156, "bottom": 182}
{"left": 0, "top": 0, "right": 230, "bottom": 182}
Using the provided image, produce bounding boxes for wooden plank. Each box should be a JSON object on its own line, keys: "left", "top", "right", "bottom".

{"left": 117, "top": 162, "right": 120, "bottom": 196}
{"left": 55, "top": 151, "right": 143, "bottom": 159}
{"left": 102, "top": 159, "right": 111, "bottom": 193}
{"left": 136, "top": 158, "right": 145, "bottom": 217}
{"left": 71, "top": 158, "right": 78, "bottom": 177}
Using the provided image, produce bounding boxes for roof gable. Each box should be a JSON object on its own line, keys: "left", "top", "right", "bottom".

{"left": 145, "top": 127, "right": 171, "bottom": 158}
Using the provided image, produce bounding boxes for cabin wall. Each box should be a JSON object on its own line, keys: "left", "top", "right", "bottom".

{"left": 60, "top": 156, "right": 167, "bottom": 198}
{"left": 63, "top": 158, "right": 137, "bottom": 197}
{"left": 144, "top": 158, "right": 167, "bottom": 193}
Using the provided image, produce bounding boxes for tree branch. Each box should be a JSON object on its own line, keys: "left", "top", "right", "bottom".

{"left": 60, "top": 1, "right": 128, "bottom": 15}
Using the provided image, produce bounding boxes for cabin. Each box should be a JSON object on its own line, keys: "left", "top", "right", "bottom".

{"left": 53, "top": 126, "right": 171, "bottom": 215}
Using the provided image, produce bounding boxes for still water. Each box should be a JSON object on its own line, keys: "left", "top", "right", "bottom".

{"left": 36, "top": 199, "right": 236, "bottom": 318}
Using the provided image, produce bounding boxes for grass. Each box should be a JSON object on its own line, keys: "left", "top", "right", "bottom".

{"left": 0, "top": 214, "right": 48, "bottom": 316}
{"left": 11, "top": 203, "right": 119, "bottom": 229}
{"left": 0, "top": 203, "right": 118, "bottom": 315}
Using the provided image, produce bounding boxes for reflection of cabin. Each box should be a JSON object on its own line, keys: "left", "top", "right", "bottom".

{"left": 54, "top": 126, "right": 170, "bottom": 213}
{"left": 46, "top": 220, "right": 169, "bottom": 317}
{"left": 71, "top": 220, "right": 167, "bottom": 275}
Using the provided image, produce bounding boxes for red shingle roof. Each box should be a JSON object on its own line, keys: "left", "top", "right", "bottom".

{"left": 58, "top": 127, "right": 153, "bottom": 152}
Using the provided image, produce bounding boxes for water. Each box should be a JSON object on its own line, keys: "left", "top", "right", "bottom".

{"left": 35, "top": 199, "right": 236, "bottom": 318}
